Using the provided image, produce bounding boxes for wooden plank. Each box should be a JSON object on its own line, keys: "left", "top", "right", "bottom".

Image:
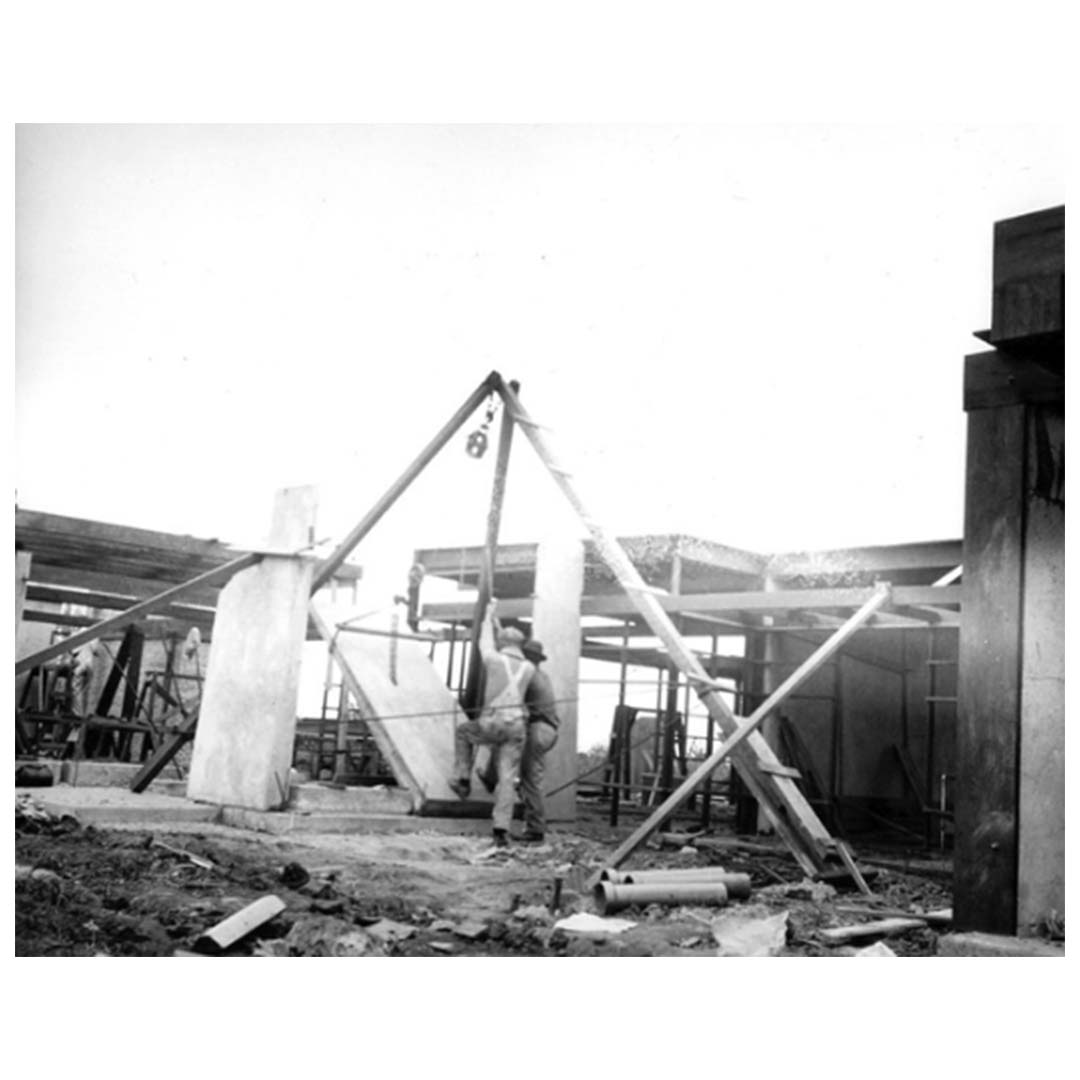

{"left": 954, "top": 404, "right": 1025, "bottom": 934}
{"left": 766, "top": 539, "right": 963, "bottom": 581}
{"left": 25, "top": 582, "right": 217, "bottom": 622}
{"left": 310, "top": 601, "right": 493, "bottom": 811}
{"left": 23, "top": 563, "right": 226, "bottom": 607}
{"left": 422, "top": 584, "right": 962, "bottom": 623}
{"left": 14, "top": 552, "right": 262, "bottom": 676}
{"left": 964, "top": 349, "right": 1064, "bottom": 411}
{"left": 15, "top": 551, "right": 32, "bottom": 639}
{"left": 990, "top": 206, "right": 1064, "bottom": 343}
{"left": 130, "top": 712, "right": 198, "bottom": 793}
{"left": 415, "top": 534, "right": 766, "bottom": 585}
{"left": 15, "top": 508, "right": 245, "bottom": 561}
{"left": 759, "top": 762, "right": 801, "bottom": 779}
{"left": 836, "top": 905, "right": 952, "bottom": 928}
{"left": 818, "top": 917, "right": 928, "bottom": 945}
{"left": 20, "top": 606, "right": 215, "bottom": 640}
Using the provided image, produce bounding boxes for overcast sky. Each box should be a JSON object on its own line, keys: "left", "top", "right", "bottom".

{"left": 17, "top": 125, "right": 1063, "bottom": 746}
{"left": 16, "top": 125, "right": 1063, "bottom": 586}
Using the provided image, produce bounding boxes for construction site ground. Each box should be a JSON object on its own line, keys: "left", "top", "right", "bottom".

{"left": 14, "top": 790, "right": 971, "bottom": 957}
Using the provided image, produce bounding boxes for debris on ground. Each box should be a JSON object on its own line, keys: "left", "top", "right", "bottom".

{"left": 853, "top": 941, "right": 898, "bottom": 957}
{"left": 15, "top": 793, "right": 958, "bottom": 956}
{"left": 711, "top": 908, "right": 789, "bottom": 957}
{"left": 553, "top": 912, "right": 637, "bottom": 935}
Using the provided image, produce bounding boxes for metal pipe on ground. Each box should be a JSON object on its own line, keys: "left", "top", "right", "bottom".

{"left": 594, "top": 880, "right": 730, "bottom": 916}
{"left": 599, "top": 868, "right": 752, "bottom": 898}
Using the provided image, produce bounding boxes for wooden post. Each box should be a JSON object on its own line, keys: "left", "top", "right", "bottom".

{"left": 15, "top": 551, "right": 32, "bottom": 644}
{"left": 461, "top": 382, "right": 518, "bottom": 717}
{"left": 187, "top": 487, "right": 318, "bottom": 811}
{"left": 531, "top": 535, "right": 584, "bottom": 822}
{"left": 955, "top": 206, "right": 1064, "bottom": 936}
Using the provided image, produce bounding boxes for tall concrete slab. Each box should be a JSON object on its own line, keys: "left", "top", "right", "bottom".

{"left": 310, "top": 599, "right": 494, "bottom": 813}
{"left": 531, "top": 535, "right": 584, "bottom": 821}
{"left": 187, "top": 488, "right": 317, "bottom": 811}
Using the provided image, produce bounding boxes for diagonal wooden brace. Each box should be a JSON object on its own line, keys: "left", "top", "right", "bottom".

{"left": 491, "top": 374, "right": 887, "bottom": 882}
{"left": 595, "top": 584, "right": 891, "bottom": 879}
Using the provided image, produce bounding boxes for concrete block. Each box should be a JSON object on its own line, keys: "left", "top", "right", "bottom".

{"left": 61, "top": 761, "right": 144, "bottom": 788}
{"left": 287, "top": 782, "right": 413, "bottom": 815}
{"left": 937, "top": 932, "right": 1065, "bottom": 957}
{"left": 218, "top": 806, "right": 493, "bottom": 837}
{"left": 27, "top": 785, "right": 220, "bottom": 826}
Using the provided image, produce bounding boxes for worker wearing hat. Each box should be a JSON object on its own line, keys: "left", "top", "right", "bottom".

{"left": 478, "top": 635, "right": 560, "bottom": 842}
{"left": 517, "top": 637, "right": 560, "bottom": 842}
{"left": 450, "top": 600, "right": 535, "bottom": 847}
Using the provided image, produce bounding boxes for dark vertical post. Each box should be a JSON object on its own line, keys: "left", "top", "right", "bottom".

{"left": 445, "top": 621, "right": 458, "bottom": 689}
{"left": 461, "top": 381, "right": 519, "bottom": 718}
{"left": 831, "top": 652, "right": 844, "bottom": 824}
{"left": 661, "top": 663, "right": 679, "bottom": 797}
{"left": 955, "top": 404, "right": 1026, "bottom": 933}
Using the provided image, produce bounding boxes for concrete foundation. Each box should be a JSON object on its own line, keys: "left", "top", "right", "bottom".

{"left": 937, "top": 932, "right": 1064, "bottom": 958}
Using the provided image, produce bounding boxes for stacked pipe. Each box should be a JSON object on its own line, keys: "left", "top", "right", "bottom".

{"left": 594, "top": 867, "right": 752, "bottom": 916}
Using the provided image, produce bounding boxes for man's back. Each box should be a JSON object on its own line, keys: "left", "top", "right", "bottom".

{"left": 524, "top": 666, "right": 558, "bottom": 728}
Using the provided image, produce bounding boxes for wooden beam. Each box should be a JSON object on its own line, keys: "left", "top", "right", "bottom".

{"left": 964, "top": 349, "right": 1064, "bottom": 411}
{"left": 25, "top": 582, "right": 217, "bottom": 622}
{"left": 15, "top": 552, "right": 261, "bottom": 675}
{"left": 765, "top": 539, "right": 963, "bottom": 581}
{"left": 311, "top": 373, "right": 498, "bottom": 592}
{"left": 422, "top": 584, "right": 961, "bottom": 622}
{"left": 595, "top": 585, "right": 891, "bottom": 876}
{"left": 15, "top": 551, "right": 32, "bottom": 639}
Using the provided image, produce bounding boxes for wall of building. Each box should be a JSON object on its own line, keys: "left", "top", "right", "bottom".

{"left": 773, "top": 626, "right": 957, "bottom": 812}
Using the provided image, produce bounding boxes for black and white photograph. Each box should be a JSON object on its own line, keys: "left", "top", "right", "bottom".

{"left": 8, "top": 9, "right": 1069, "bottom": 1069}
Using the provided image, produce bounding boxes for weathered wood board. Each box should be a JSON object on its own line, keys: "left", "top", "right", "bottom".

{"left": 311, "top": 601, "right": 493, "bottom": 814}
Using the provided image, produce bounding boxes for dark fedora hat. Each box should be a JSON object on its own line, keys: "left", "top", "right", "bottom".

{"left": 522, "top": 639, "right": 548, "bottom": 662}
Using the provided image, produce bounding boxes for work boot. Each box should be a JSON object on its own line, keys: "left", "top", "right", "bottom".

{"left": 520, "top": 831, "right": 545, "bottom": 844}
{"left": 492, "top": 828, "right": 510, "bottom": 848}
{"left": 449, "top": 778, "right": 471, "bottom": 800}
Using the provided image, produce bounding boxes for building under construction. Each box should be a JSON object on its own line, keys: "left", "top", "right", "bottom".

{"left": 15, "top": 206, "right": 1064, "bottom": 954}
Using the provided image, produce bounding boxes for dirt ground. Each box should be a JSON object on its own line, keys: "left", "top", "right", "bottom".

{"left": 15, "top": 794, "right": 955, "bottom": 957}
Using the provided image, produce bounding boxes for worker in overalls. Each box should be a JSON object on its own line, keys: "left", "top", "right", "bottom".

{"left": 450, "top": 600, "right": 534, "bottom": 847}
{"left": 478, "top": 638, "right": 559, "bottom": 843}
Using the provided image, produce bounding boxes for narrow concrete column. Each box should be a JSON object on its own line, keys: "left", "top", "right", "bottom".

{"left": 187, "top": 487, "right": 317, "bottom": 810}
{"left": 531, "top": 535, "right": 584, "bottom": 822}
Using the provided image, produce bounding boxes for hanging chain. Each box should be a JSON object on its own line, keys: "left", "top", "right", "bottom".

{"left": 465, "top": 393, "right": 499, "bottom": 458}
